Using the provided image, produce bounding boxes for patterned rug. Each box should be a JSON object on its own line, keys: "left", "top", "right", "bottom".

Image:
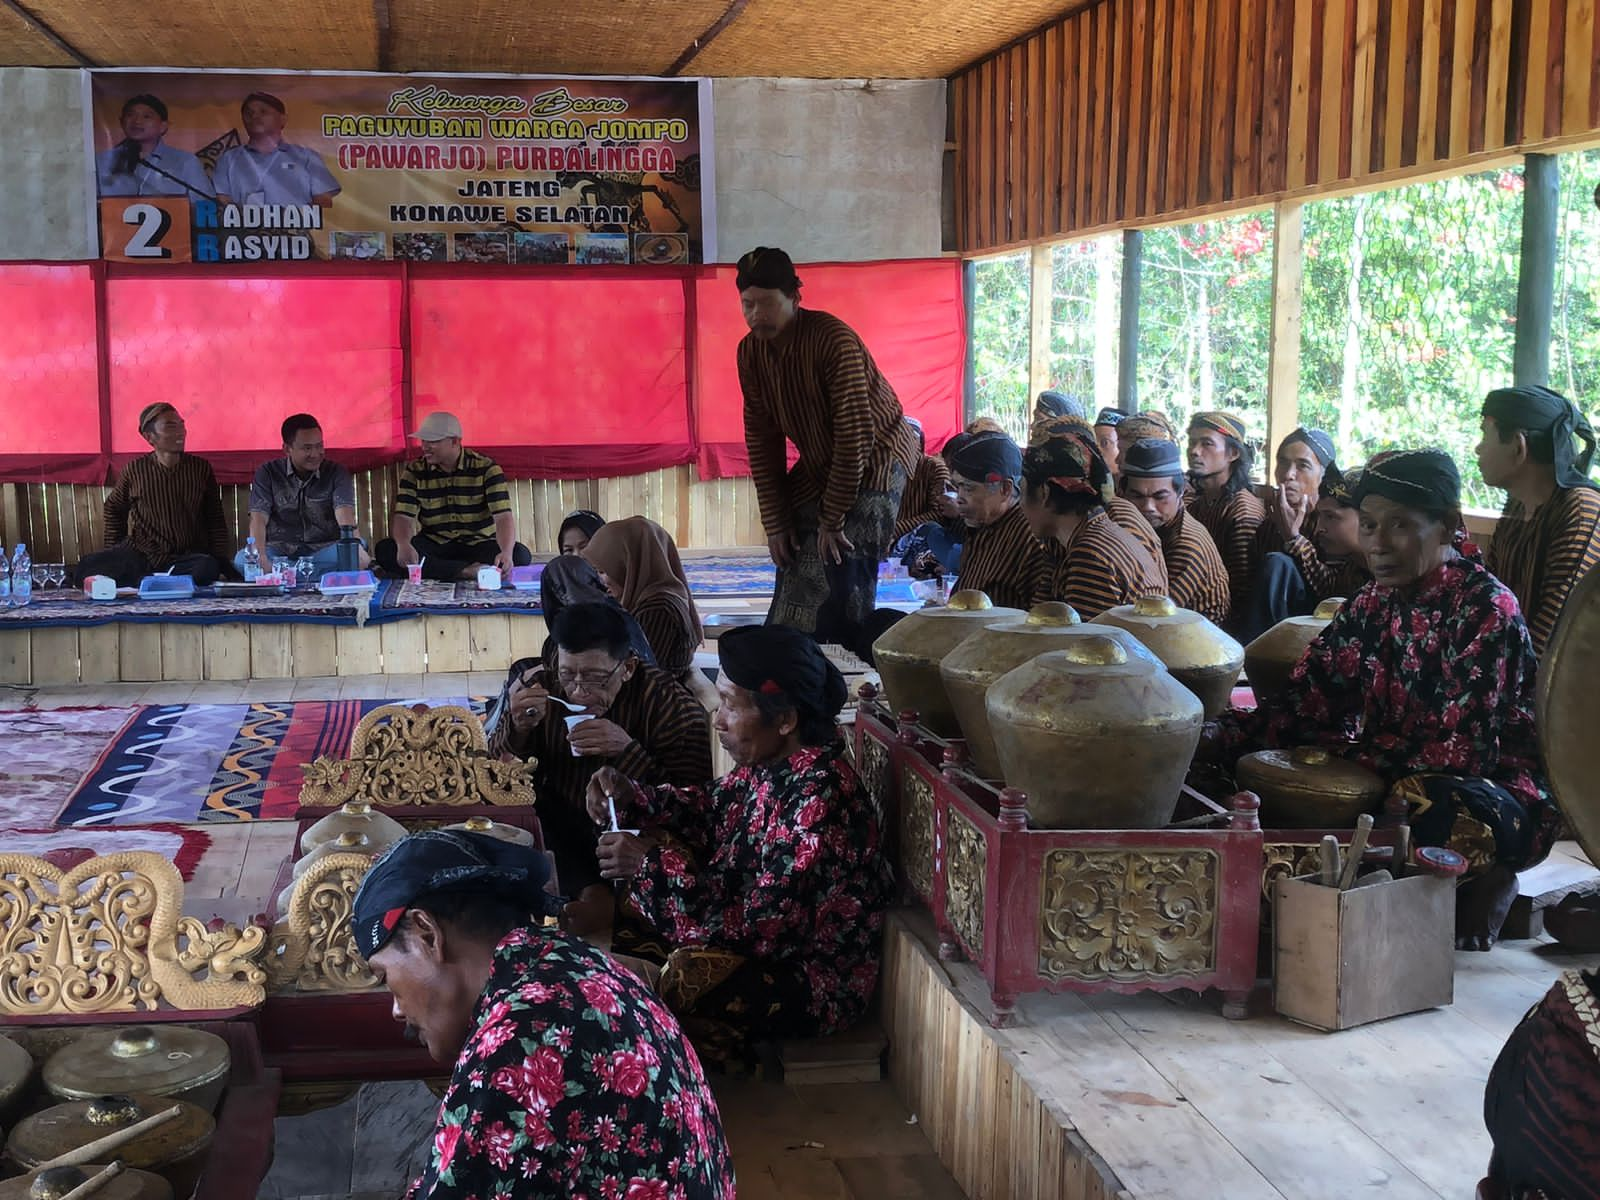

{"left": 0, "top": 824, "right": 212, "bottom": 880}
{"left": 0, "top": 708, "right": 138, "bottom": 826}
{"left": 56, "top": 697, "right": 481, "bottom": 827}
{"left": 372, "top": 554, "right": 781, "bottom": 614}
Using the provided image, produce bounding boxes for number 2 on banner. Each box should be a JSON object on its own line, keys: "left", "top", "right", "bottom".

{"left": 98, "top": 197, "right": 192, "bottom": 263}
{"left": 124, "top": 204, "right": 172, "bottom": 257}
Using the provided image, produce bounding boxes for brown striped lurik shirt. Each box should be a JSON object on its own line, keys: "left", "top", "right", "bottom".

{"left": 895, "top": 455, "right": 952, "bottom": 540}
{"left": 632, "top": 594, "right": 702, "bottom": 684}
{"left": 1158, "top": 509, "right": 1231, "bottom": 626}
{"left": 954, "top": 503, "right": 1053, "bottom": 611}
{"left": 1486, "top": 487, "right": 1600, "bottom": 653}
{"left": 102, "top": 453, "right": 230, "bottom": 568}
{"left": 1187, "top": 485, "right": 1266, "bottom": 626}
{"left": 489, "top": 663, "right": 713, "bottom": 821}
{"left": 1253, "top": 504, "right": 1351, "bottom": 600}
{"left": 739, "top": 308, "right": 920, "bottom": 535}
{"left": 1106, "top": 495, "right": 1169, "bottom": 595}
{"left": 1040, "top": 509, "right": 1167, "bottom": 617}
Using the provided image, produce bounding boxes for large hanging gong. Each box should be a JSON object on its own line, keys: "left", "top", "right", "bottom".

{"left": 1538, "top": 566, "right": 1600, "bottom": 867}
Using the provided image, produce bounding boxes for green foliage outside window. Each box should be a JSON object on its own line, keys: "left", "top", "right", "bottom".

{"left": 966, "top": 147, "right": 1600, "bottom": 511}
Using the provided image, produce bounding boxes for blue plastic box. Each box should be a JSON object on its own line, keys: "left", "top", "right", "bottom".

{"left": 137, "top": 574, "right": 196, "bottom": 600}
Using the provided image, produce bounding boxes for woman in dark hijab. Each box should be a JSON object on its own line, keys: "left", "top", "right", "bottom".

{"left": 558, "top": 510, "right": 606, "bottom": 556}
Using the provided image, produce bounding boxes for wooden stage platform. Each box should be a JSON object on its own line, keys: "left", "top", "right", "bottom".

{"left": 882, "top": 904, "right": 1600, "bottom": 1200}
{"left": 0, "top": 587, "right": 775, "bottom": 687}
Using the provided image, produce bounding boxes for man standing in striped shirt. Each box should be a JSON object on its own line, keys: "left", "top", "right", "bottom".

{"left": 375, "top": 411, "right": 531, "bottom": 582}
{"left": 735, "top": 247, "right": 918, "bottom": 654}
{"left": 1119, "top": 438, "right": 1231, "bottom": 625}
{"left": 1185, "top": 411, "right": 1265, "bottom": 632}
{"left": 74, "top": 402, "right": 229, "bottom": 587}
{"left": 1477, "top": 385, "right": 1600, "bottom": 654}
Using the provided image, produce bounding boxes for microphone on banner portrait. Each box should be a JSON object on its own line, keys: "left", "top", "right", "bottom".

{"left": 117, "top": 140, "right": 215, "bottom": 202}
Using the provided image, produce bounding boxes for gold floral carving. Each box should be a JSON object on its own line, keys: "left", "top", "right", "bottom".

{"left": 299, "top": 703, "right": 538, "bottom": 808}
{"left": 944, "top": 810, "right": 987, "bottom": 955}
{"left": 0, "top": 852, "right": 266, "bottom": 1015}
{"left": 267, "top": 854, "right": 379, "bottom": 994}
{"left": 900, "top": 772, "right": 935, "bottom": 900}
{"left": 1039, "top": 849, "right": 1218, "bottom": 982}
{"left": 1262, "top": 843, "right": 1324, "bottom": 902}
{"left": 858, "top": 735, "right": 890, "bottom": 813}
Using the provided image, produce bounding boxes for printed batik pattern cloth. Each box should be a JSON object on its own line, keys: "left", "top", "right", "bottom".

{"left": 408, "top": 926, "right": 735, "bottom": 1200}
{"left": 1214, "top": 555, "right": 1557, "bottom": 871}
{"left": 616, "top": 741, "right": 894, "bottom": 1045}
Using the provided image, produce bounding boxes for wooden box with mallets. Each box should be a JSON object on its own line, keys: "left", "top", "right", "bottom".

{"left": 1272, "top": 816, "right": 1468, "bottom": 1031}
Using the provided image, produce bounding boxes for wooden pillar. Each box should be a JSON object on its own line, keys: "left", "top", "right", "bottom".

{"left": 1116, "top": 230, "right": 1143, "bottom": 413}
{"left": 1266, "top": 201, "right": 1305, "bottom": 459}
{"left": 1027, "top": 243, "right": 1053, "bottom": 404}
{"left": 961, "top": 259, "right": 978, "bottom": 424}
{"left": 1514, "top": 153, "right": 1558, "bottom": 387}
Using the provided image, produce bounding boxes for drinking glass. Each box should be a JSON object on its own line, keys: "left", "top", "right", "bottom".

{"left": 296, "top": 557, "right": 319, "bottom": 589}
{"left": 48, "top": 563, "right": 66, "bottom": 589}
{"left": 31, "top": 565, "right": 48, "bottom": 590}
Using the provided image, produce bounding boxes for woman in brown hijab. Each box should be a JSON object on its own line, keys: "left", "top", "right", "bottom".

{"left": 584, "top": 517, "right": 704, "bottom": 683}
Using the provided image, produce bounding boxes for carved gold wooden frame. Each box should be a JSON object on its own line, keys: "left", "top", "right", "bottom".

{"left": 0, "top": 852, "right": 267, "bottom": 1015}
{"left": 267, "top": 852, "right": 378, "bottom": 995}
{"left": 298, "top": 703, "right": 537, "bottom": 808}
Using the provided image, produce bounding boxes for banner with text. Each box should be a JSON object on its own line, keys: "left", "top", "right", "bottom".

{"left": 88, "top": 71, "right": 712, "bottom": 267}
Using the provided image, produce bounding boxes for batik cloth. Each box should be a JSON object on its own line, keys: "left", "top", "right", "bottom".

{"left": 1214, "top": 555, "right": 1557, "bottom": 871}
{"left": 766, "top": 465, "right": 905, "bottom": 652}
{"left": 613, "top": 740, "right": 893, "bottom": 1054}
{"left": 407, "top": 926, "right": 735, "bottom": 1200}
{"left": 1484, "top": 969, "right": 1600, "bottom": 1200}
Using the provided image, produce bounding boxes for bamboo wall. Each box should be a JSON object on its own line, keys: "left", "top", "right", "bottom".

{"left": 955, "top": 0, "right": 1600, "bottom": 252}
{"left": 0, "top": 466, "right": 766, "bottom": 566}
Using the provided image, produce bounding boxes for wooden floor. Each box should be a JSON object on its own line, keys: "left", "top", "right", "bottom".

{"left": 261, "top": 1076, "right": 965, "bottom": 1200}
{"left": 884, "top": 906, "right": 1600, "bottom": 1200}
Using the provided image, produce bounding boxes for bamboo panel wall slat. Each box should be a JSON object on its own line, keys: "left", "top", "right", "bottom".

{"left": 955, "top": 0, "right": 1600, "bottom": 252}
{"left": 0, "top": 467, "right": 765, "bottom": 566}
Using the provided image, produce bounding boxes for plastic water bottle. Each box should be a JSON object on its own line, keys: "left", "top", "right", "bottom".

{"left": 241, "top": 537, "right": 262, "bottom": 582}
{"left": 10, "top": 544, "right": 30, "bottom": 607}
{"left": 0, "top": 545, "right": 9, "bottom": 606}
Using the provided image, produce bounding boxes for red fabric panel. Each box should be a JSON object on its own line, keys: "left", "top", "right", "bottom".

{"left": 0, "top": 265, "right": 105, "bottom": 483}
{"left": 408, "top": 268, "right": 693, "bottom": 479}
{"left": 693, "top": 259, "right": 967, "bottom": 478}
{"left": 105, "top": 267, "right": 405, "bottom": 483}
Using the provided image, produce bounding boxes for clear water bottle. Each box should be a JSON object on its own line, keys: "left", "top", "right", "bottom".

{"left": 0, "top": 544, "right": 9, "bottom": 606}
{"left": 10, "top": 544, "right": 30, "bottom": 607}
{"left": 241, "top": 537, "right": 262, "bottom": 582}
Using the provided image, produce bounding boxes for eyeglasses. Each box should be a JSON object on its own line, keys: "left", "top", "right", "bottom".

{"left": 556, "top": 661, "right": 625, "bottom": 690}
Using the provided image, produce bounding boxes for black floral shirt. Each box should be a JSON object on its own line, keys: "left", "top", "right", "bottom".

{"left": 1215, "top": 556, "right": 1553, "bottom": 837}
{"left": 620, "top": 741, "right": 894, "bottom": 1034}
{"left": 409, "top": 927, "right": 735, "bottom": 1200}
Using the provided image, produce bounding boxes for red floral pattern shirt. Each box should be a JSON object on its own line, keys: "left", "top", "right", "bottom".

{"left": 1216, "top": 555, "right": 1552, "bottom": 823}
{"left": 408, "top": 927, "right": 735, "bottom": 1200}
{"left": 621, "top": 741, "right": 894, "bottom": 1034}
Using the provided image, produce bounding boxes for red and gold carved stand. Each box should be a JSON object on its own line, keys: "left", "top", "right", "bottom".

{"left": 853, "top": 690, "right": 1397, "bottom": 1027}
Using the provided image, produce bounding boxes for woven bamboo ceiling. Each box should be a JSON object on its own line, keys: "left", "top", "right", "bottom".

{"left": 0, "top": 0, "right": 1092, "bottom": 78}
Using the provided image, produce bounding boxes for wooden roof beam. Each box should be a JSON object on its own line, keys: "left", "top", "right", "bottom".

{"left": 1, "top": 0, "right": 95, "bottom": 66}
{"left": 664, "top": 0, "right": 751, "bottom": 76}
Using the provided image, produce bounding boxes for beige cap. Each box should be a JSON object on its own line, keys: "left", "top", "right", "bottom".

{"left": 411, "top": 411, "right": 463, "bottom": 442}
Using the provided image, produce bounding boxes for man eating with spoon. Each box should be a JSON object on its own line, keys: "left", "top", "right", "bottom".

{"left": 488, "top": 602, "right": 711, "bottom": 932}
